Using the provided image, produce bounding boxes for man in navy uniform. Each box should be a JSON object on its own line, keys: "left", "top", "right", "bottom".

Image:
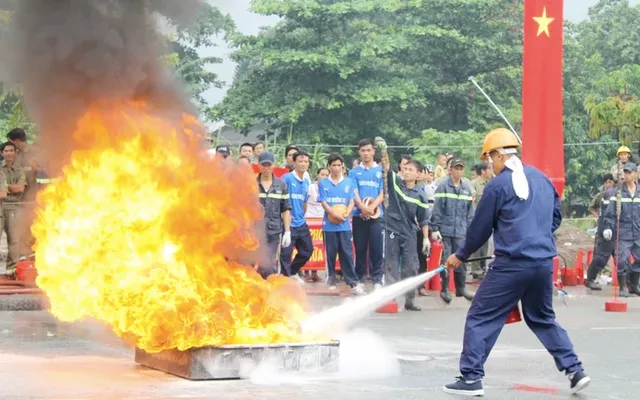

{"left": 443, "top": 128, "right": 590, "bottom": 396}
{"left": 585, "top": 173, "right": 616, "bottom": 291}
{"left": 602, "top": 162, "right": 640, "bottom": 297}
{"left": 256, "top": 152, "right": 291, "bottom": 279}
{"left": 430, "top": 158, "right": 475, "bottom": 303}
{"left": 375, "top": 137, "right": 430, "bottom": 310}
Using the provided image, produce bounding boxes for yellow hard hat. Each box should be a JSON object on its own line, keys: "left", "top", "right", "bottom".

{"left": 617, "top": 146, "right": 631, "bottom": 156}
{"left": 480, "top": 128, "right": 521, "bottom": 160}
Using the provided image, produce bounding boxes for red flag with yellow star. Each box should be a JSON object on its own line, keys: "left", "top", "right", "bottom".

{"left": 522, "top": 0, "right": 565, "bottom": 197}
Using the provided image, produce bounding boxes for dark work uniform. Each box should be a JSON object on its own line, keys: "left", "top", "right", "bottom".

{"left": 453, "top": 165, "right": 583, "bottom": 382}
{"left": 585, "top": 187, "right": 616, "bottom": 286}
{"left": 416, "top": 183, "right": 435, "bottom": 275}
{"left": 430, "top": 177, "right": 475, "bottom": 293}
{"left": 257, "top": 174, "right": 290, "bottom": 279}
{"left": 603, "top": 183, "right": 640, "bottom": 294}
{"left": 384, "top": 171, "right": 430, "bottom": 305}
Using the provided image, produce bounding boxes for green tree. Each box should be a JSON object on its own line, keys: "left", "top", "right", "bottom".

{"left": 215, "top": 0, "right": 523, "bottom": 153}
{"left": 165, "top": 3, "right": 236, "bottom": 115}
{"left": 576, "top": 0, "right": 640, "bottom": 147}
{"left": 561, "top": 0, "right": 640, "bottom": 207}
{"left": 410, "top": 129, "right": 484, "bottom": 169}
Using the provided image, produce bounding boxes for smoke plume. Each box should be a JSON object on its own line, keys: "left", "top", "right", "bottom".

{"left": 1, "top": 0, "right": 206, "bottom": 169}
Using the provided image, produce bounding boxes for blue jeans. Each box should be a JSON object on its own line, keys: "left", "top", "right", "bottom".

{"left": 279, "top": 224, "right": 313, "bottom": 276}
{"left": 323, "top": 230, "right": 358, "bottom": 286}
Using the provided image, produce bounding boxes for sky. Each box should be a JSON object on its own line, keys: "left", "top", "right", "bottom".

{"left": 200, "top": 0, "right": 640, "bottom": 113}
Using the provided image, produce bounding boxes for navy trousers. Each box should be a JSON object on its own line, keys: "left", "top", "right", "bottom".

{"left": 586, "top": 229, "right": 615, "bottom": 280}
{"left": 324, "top": 230, "right": 358, "bottom": 286}
{"left": 279, "top": 224, "right": 313, "bottom": 276}
{"left": 617, "top": 239, "right": 640, "bottom": 274}
{"left": 440, "top": 236, "right": 466, "bottom": 289}
{"left": 352, "top": 217, "right": 384, "bottom": 284}
{"left": 460, "top": 260, "right": 583, "bottom": 380}
{"left": 384, "top": 230, "right": 419, "bottom": 303}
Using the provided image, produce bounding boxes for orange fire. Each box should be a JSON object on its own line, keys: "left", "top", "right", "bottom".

{"left": 33, "top": 103, "right": 312, "bottom": 352}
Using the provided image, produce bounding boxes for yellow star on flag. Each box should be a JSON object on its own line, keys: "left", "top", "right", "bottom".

{"left": 533, "top": 7, "right": 555, "bottom": 37}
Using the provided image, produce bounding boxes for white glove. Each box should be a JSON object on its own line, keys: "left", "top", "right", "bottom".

{"left": 431, "top": 231, "right": 442, "bottom": 242}
{"left": 603, "top": 229, "right": 613, "bottom": 241}
{"left": 281, "top": 231, "right": 292, "bottom": 247}
{"left": 422, "top": 238, "right": 431, "bottom": 256}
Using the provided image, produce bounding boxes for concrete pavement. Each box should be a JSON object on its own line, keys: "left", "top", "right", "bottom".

{"left": 1, "top": 285, "right": 639, "bottom": 399}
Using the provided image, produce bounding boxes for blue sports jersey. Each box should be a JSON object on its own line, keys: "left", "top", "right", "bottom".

{"left": 318, "top": 176, "right": 356, "bottom": 232}
{"left": 282, "top": 172, "right": 310, "bottom": 228}
{"left": 349, "top": 163, "right": 384, "bottom": 217}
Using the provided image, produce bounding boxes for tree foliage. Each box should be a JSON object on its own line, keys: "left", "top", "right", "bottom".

{"left": 410, "top": 129, "right": 484, "bottom": 169}
{"left": 164, "top": 4, "right": 236, "bottom": 116}
{"left": 567, "top": 0, "right": 640, "bottom": 206}
{"left": 214, "top": 0, "right": 523, "bottom": 153}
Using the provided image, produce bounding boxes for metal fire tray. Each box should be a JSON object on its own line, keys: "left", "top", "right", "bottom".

{"left": 135, "top": 341, "right": 340, "bottom": 380}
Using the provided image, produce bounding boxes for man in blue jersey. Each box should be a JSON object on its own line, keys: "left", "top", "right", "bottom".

{"left": 319, "top": 153, "right": 363, "bottom": 295}
{"left": 280, "top": 151, "right": 313, "bottom": 283}
{"left": 349, "top": 139, "right": 385, "bottom": 290}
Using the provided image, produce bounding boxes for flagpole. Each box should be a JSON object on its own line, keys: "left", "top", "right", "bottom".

{"left": 468, "top": 76, "right": 522, "bottom": 144}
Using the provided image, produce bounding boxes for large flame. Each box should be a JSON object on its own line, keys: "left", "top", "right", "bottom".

{"left": 33, "top": 103, "right": 312, "bottom": 352}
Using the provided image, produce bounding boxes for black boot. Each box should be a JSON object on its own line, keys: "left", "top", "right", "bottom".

{"left": 440, "top": 271, "right": 452, "bottom": 304}
{"left": 618, "top": 274, "right": 630, "bottom": 298}
{"left": 585, "top": 262, "right": 602, "bottom": 290}
{"left": 629, "top": 272, "right": 640, "bottom": 296}
{"left": 454, "top": 273, "right": 474, "bottom": 301}
{"left": 405, "top": 300, "right": 422, "bottom": 311}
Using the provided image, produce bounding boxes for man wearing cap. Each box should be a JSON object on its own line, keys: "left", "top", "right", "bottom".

{"left": 280, "top": 151, "right": 314, "bottom": 283}
{"left": 256, "top": 152, "right": 291, "bottom": 279}
{"left": 430, "top": 157, "right": 475, "bottom": 303}
{"left": 215, "top": 145, "right": 231, "bottom": 160}
{"left": 585, "top": 173, "right": 616, "bottom": 291}
{"left": 603, "top": 161, "right": 640, "bottom": 297}
{"left": 442, "top": 128, "right": 590, "bottom": 396}
{"left": 435, "top": 157, "right": 475, "bottom": 193}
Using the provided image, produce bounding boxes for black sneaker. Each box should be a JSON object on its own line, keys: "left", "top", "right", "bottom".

{"left": 568, "top": 370, "right": 591, "bottom": 394}
{"left": 585, "top": 280, "right": 602, "bottom": 291}
{"left": 443, "top": 376, "right": 484, "bottom": 397}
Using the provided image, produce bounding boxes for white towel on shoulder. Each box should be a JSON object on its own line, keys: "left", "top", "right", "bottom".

{"left": 505, "top": 155, "right": 529, "bottom": 200}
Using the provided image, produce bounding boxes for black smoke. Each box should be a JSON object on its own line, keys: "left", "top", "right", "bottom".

{"left": 0, "top": 0, "right": 206, "bottom": 167}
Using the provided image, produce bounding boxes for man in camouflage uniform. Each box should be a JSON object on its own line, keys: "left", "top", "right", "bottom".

{"left": 1, "top": 142, "right": 26, "bottom": 276}
{"left": 468, "top": 162, "right": 491, "bottom": 279}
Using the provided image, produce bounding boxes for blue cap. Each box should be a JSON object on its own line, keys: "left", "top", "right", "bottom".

{"left": 259, "top": 152, "right": 275, "bottom": 165}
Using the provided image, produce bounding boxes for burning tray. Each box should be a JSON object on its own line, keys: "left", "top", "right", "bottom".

{"left": 135, "top": 341, "right": 340, "bottom": 380}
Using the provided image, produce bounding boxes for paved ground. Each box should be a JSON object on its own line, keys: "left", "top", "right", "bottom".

{"left": 1, "top": 284, "right": 640, "bottom": 400}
